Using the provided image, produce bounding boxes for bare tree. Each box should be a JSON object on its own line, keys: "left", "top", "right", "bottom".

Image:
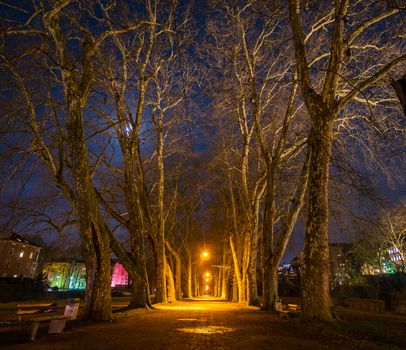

{"left": 1, "top": 0, "right": 152, "bottom": 320}
{"left": 288, "top": 0, "right": 405, "bottom": 320}
{"left": 378, "top": 204, "right": 406, "bottom": 271}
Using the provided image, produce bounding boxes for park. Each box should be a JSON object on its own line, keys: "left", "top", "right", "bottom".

{"left": 0, "top": 0, "right": 405, "bottom": 349}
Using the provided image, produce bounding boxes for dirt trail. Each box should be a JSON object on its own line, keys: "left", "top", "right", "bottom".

{"left": 0, "top": 298, "right": 389, "bottom": 349}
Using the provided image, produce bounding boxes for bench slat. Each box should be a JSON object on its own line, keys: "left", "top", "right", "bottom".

{"left": 30, "top": 315, "right": 71, "bottom": 323}
{"left": 17, "top": 303, "right": 57, "bottom": 308}
{"left": 17, "top": 309, "right": 55, "bottom": 315}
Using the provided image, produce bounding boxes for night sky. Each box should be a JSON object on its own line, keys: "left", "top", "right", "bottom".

{"left": 0, "top": 0, "right": 405, "bottom": 266}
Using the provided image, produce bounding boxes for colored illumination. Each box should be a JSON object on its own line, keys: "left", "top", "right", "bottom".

{"left": 202, "top": 251, "right": 209, "bottom": 260}
{"left": 205, "top": 285, "right": 209, "bottom": 291}
{"left": 205, "top": 278, "right": 209, "bottom": 282}
{"left": 111, "top": 262, "right": 129, "bottom": 287}
{"left": 205, "top": 272, "right": 210, "bottom": 278}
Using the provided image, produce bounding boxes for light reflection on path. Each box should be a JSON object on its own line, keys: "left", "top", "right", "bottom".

{"left": 177, "top": 326, "right": 236, "bottom": 335}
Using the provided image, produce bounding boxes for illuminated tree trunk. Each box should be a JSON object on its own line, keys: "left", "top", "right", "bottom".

{"left": 221, "top": 267, "right": 228, "bottom": 299}
{"left": 122, "top": 142, "right": 150, "bottom": 308}
{"left": 261, "top": 167, "right": 277, "bottom": 310}
{"left": 229, "top": 235, "right": 244, "bottom": 303}
{"left": 232, "top": 274, "right": 238, "bottom": 302}
{"left": 165, "top": 241, "right": 182, "bottom": 299}
{"left": 301, "top": 119, "right": 334, "bottom": 321}
{"left": 217, "top": 268, "right": 222, "bottom": 297}
{"left": 66, "top": 100, "right": 112, "bottom": 322}
{"left": 187, "top": 254, "right": 193, "bottom": 298}
{"left": 165, "top": 259, "right": 176, "bottom": 303}
{"left": 154, "top": 118, "right": 167, "bottom": 303}
{"left": 129, "top": 227, "right": 150, "bottom": 308}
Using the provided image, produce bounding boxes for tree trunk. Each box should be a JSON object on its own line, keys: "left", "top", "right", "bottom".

{"left": 240, "top": 232, "right": 251, "bottom": 304}
{"left": 261, "top": 167, "right": 277, "bottom": 310}
{"left": 165, "top": 259, "right": 176, "bottom": 303}
{"left": 79, "top": 216, "right": 111, "bottom": 321}
{"left": 129, "top": 230, "right": 150, "bottom": 308}
{"left": 268, "top": 264, "right": 279, "bottom": 310}
{"left": 221, "top": 267, "right": 228, "bottom": 299}
{"left": 66, "top": 97, "right": 112, "bottom": 323}
{"left": 187, "top": 254, "right": 193, "bottom": 298}
{"left": 217, "top": 267, "right": 222, "bottom": 297}
{"left": 165, "top": 241, "right": 182, "bottom": 299}
{"left": 232, "top": 273, "right": 238, "bottom": 302}
{"left": 248, "top": 226, "right": 260, "bottom": 306}
{"left": 267, "top": 151, "right": 311, "bottom": 312}
{"left": 106, "top": 225, "right": 150, "bottom": 309}
{"left": 194, "top": 271, "right": 199, "bottom": 296}
{"left": 301, "top": 119, "right": 334, "bottom": 321}
{"left": 154, "top": 120, "right": 167, "bottom": 303}
{"left": 229, "top": 235, "right": 244, "bottom": 303}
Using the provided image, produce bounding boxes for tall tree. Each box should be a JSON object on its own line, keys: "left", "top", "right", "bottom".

{"left": 288, "top": 0, "right": 405, "bottom": 320}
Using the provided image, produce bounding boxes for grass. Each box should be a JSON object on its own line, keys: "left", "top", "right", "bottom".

{"left": 297, "top": 307, "right": 406, "bottom": 349}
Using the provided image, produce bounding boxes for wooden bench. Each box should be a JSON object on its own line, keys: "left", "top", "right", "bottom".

{"left": 16, "top": 303, "right": 57, "bottom": 321}
{"left": 275, "top": 301, "right": 300, "bottom": 318}
{"left": 13, "top": 299, "right": 80, "bottom": 341}
{"left": 287, "top": 303, "right": 300, "bottom": 312}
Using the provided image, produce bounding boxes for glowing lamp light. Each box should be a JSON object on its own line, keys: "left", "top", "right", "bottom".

{"left": 205, "top": 272, "right": 210, "bottom": 278}
{"left": 205, "top": 278, "right": 209, "bottom": 282}
{"left": 205, "top": 285, "right": 209, "bottom": 291}
{"left": 201, "top": 251, "right": 209, "bottom": 260}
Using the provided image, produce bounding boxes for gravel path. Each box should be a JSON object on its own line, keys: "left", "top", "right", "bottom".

{"left": 0, "top": 298, "right": 386, "bottom": 350}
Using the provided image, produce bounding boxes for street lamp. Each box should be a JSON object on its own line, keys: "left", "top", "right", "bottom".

{"left": 201, "top": 250, "right": 209, "bottom": 260}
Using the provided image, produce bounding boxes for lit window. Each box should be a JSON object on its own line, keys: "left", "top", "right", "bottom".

{"left": 29, "top": 252, "right": 33, "bottom": 259}
{"left": 13, "top": 274, "right": 18, "bottom": 278}
{"left": 19, "top": 251, "right": 24, "bottom": 258}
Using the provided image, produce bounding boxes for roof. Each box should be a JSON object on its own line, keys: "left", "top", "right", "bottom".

{"left": 0, "top": 233, "right": 42, "bottom": 248}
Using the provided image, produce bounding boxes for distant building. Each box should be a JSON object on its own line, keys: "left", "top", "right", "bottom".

{"left": 0, "top": 233, "right": 41, "bottom": 278}
{"left": 42, "top": 261, "right": 128, "bottom": 290}
{"left": 279, "top": 244, "right": 355, "bottom": 288}
{"left": 361, "top": 246, "right": 405, "bottom": 275}
{"left": 329, "top": 243, "right": 354, "bottom": 287}
{"left": 387, "top": 247, "right": 405, "bottom": 272}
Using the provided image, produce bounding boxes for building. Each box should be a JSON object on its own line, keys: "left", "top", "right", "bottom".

{"left": 329, "top": 243, "right": 354, "bottom": 286}
{"left": 387, "top": 247, "right": 405, "bottom": 272}
{"left": 361, "top": 245, "right": 405, "bottom": 275}
{"left": 0, "top": 233, "right": 41, "bottom": 278}
{"left": 278, "top": 244, "right": 355, "bottom": 288}
{"left": 42, "top": 261, "right": 128, "bottom": 290}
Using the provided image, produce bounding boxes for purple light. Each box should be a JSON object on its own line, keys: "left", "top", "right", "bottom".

{"left": 111, "top": 262, "right": 128, "bottom": 287}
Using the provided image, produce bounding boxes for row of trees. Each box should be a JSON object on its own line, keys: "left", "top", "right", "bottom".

{"left": 0, "top": 0, "right": 404, "bottom": 322}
